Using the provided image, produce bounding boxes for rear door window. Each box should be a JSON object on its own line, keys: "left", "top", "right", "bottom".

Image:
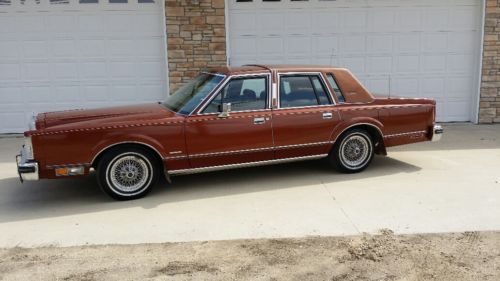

{"left": 279, "top": 75, "right": 332, "bottom": 108}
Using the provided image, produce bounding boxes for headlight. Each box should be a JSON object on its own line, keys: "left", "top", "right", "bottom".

{"left": 24, "top": 137, "right": 34, "bottom": 160}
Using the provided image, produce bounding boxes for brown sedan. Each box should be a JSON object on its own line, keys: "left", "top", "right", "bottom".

{"left": 17, "top": 65, "right": 443, "bottom": 200}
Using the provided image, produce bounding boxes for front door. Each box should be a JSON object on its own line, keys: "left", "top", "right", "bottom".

{"left": 185, "top": 74, "right": 273, "bottom": 168}
{"left": 272, "top": 73, "right": 340, "bottom": 159}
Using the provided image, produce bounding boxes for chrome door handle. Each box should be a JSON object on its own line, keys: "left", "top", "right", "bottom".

{"left": 254, "top": 117, "right": 265, "bottom": 125}
{"left": 322, "top": 112, "right": 333, "bottom": 119}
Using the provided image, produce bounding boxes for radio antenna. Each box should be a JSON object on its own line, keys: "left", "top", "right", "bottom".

{"left": 330, "top": 48, "right": 335, "bottom": 66}
{"left": 388, "top": 75, "right": 392, "bottom": 99}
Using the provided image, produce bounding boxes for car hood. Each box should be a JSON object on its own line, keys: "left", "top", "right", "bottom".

{"left": 36, "top": 103, "right": 178, "bottom": 130}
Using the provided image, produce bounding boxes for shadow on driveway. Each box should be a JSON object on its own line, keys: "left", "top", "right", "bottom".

{"left": 0, "top": 156, "right": 420, "bottom": 224}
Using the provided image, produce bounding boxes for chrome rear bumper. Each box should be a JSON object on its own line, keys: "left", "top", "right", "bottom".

{"left": 431, "top": 124, "right": 443, "bottom": 142}
{"left": 16, "top": 145, "right": 39, "bottom": 182}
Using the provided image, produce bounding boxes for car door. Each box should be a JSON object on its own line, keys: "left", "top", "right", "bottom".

{"left": 185, "top": 74, "right": 274, "bottom": 168}
{"left": 272, "top": 73, "right": 341, "bottom": 159}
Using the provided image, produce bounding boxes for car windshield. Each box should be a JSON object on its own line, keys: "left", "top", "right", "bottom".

{"left": 162, "top": 73, "right": 225, "bottom": 115}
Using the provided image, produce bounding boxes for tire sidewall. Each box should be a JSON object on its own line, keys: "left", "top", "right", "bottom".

{"left": 332, "top": 129, "right": 374, "bottom": 173}
{"left": 97, "top": 147, "right": 159, "bottom": 200}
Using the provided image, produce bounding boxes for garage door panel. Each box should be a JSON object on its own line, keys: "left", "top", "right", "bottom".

{"left": 313, "top": 36, "right": 339, "bottom": 55}
{"left": 396, "top": 34, "right": 420, "bottom": 53}
{"left": 448, "top": 31, "right": 477, "bottom": 53}
{"left": 341, "top": 10, "right": 367, "bottom": 31}
{"left": 53, "top": 62, "right": 79, "bottom": 79}
{"left": 52, "top": 40, "right": 77, "bottom": 57}
{"left": 422, "top": 33, "right": 448, "bottom": 53}
{"left": 449, "top": 7, "right": 479, "bottom": 30}
{"left": 55, "top": 85, "right": 81, "bottom": 102}
{"left": 23, "top": 41, "right": 49, "bottom": 58}
{"left": 422, "top": 78, "right": 446, "bottom": 97}
{"left": 231, "top": 37, "right": 257, "bottom": 56}
{"left": 259, "top": 13, "right": 284, "bottom": 34}
{"left": 229, "top": 12, "right": 256, "bottom": 35}
{"left": 367, "top": 35, "right": 393, "bottom": 54}
{"left": 229, "top": 0, "right": 481, "bottom": 121}
{"left": 448, "top": 76, "right": 474, "bottom": 98}
{"left": 137, "top": 61, "right": 164, "bottom": 79}
{"left": 368, "top": 9, "right": 396, "bottom": 32}
{"left": 0, "top": 112, "right": 26, "bottom": 132}
{"left": 396, "top": 9, "right": 422, "bottom": 31}
{"left": 422, "top": 55, "right": 447, "bottom": 73}
{"left": 23, "top": 63, "right": 50, "bottom": 80}
{"left": 396, "top": 55, "right": 420, "bottom": 73}
{"left": 0, "top": 63, "right": 20, "bottom": 80}
{"left": 447, "top": 54, "right": 474, "bottom": 73}
{"left": 423, "top": 9, "right": 449, "bottom": 31}
{"left": 312, "top": 11, "right": 340, "bottom": 32}
{"left": 285, "top": 12, "right": 310, "bottom": 34}
{"left": 286, "top": 37, "right": 311, "bottom": 55}
{"left": 257, "top": 37, "right": 283, "bottom": 55}
{"left": 367, "top": 56, "right": 392, "bottom": 74}
{"left": 0, "top": 1, "right": 167, "bottom": 133}
{"left": 0, "top": 41, "right": 19, "bottom": 58}
{"left": 340, "top": 57, "right": 365, "bottom": 74}
{"left": 340, "top": 35, "right": 366, "bottom": 54}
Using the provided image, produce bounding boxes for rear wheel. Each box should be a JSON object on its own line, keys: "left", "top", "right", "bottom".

{"left": 97, "top": 146, "right": 160, "bottom": 200}
{"left": 330, "top": 129, "right": 374, "bottom": 173}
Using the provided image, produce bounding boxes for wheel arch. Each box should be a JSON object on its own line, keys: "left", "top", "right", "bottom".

{"left": 330, "top": 121, "right": 387, "bottom": 155}
{"left": 91, "top": 141, "right": 165, "bottom": 169}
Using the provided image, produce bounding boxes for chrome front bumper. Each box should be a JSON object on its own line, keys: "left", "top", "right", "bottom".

{"left": 16, "top": 145, "right": 39, "bottom": 182}
{"left": 431, "top": 124, "right": 443, "bottom": 142}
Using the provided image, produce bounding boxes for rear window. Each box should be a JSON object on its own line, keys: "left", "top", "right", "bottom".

{"left": 326, "top": 74, "right": 345, "bottom": 103}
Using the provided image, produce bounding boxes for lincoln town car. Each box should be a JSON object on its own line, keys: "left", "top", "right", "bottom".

{"left": 17, "top": 65, "right": 443, "bottom": 200}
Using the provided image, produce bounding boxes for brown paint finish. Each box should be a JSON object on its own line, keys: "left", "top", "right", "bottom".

{"left": 23, "top": 65, "right": 439, "bottom": 179}
{"left": 185, "top": 110, "right": 274, "bottom": 168}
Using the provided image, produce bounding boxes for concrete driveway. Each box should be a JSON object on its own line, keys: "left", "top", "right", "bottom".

{"left": 0, "top": 124, "right": 499, "bottom": 247}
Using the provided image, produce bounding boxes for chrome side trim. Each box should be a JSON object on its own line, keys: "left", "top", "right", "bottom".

{"left": 90, "top": 141, "right": 165, "bottom": 166}
{"left": 431, "top": 124, "right": 443, "bottom": 142}
{"left": 384, "top": 130, "right": 427, "bottom": 139}
{"left": 168, "top": 154, "right": 328, "bottom": 175}
{"left": 187, "top": 141, "right": 331, "bottom": 159}
{"left": 46, "top": 163, "right": 91, "bottom": 169}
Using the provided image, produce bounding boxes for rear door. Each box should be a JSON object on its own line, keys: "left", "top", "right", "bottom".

{"left": 271, "top": 73, "right": 341, "bottom": 159}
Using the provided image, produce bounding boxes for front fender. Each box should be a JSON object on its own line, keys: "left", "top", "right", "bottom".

{"left": 90, "top": 133, "right": 167, "bottom": 165}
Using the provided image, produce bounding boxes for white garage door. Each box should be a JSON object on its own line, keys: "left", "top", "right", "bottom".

{"left": 228, "top": 0, "right": 483, "bottom": 122}
{"left": 0, "top": 0, "right": 167, "bottom": 133}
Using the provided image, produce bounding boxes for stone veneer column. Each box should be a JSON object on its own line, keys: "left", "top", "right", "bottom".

{"left": 165, "top": 0, "right": 227, "bottom": 92}
{"left": 479, "top": 0, "right": 500, "bottom": 123}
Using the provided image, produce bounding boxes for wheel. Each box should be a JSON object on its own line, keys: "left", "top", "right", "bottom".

{"left": 330, "top": 129, "right": 374, "bottom": 173}
{"left": 96, "top": 146, "right": 160, "bottom": 200}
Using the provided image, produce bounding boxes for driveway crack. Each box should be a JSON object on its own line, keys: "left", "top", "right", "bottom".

{"left": 321, "top": 181, "right": 361, "bottom": 234}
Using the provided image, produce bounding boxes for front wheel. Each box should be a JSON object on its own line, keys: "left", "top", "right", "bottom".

{"left": 97, "top": 146, "right": 160, "bottom": 200}
{"left": 330, "top": 129, "right": 374, "bottom": 173}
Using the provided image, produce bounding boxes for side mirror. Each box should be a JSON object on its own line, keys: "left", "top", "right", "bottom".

{"left": 218, "top": 103, "right": 231, "bottom": 118}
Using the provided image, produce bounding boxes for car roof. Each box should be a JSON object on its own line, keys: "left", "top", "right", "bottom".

{"left": 207, "top": 64, "right": 338, "bottom": 75}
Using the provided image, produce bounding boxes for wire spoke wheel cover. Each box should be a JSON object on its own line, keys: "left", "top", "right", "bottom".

{"left": 339, "top": 133, "right": 372, "bottom": 169}
{"left": 106, "top": 152, "right": 153, "bottom": 196}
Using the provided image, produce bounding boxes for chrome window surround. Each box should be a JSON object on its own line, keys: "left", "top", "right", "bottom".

{"left": 193, "top": 72, "right": 272, "bottom": 116}
{"left": 276, "top": 72, "right": 337, "bottom": 110}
